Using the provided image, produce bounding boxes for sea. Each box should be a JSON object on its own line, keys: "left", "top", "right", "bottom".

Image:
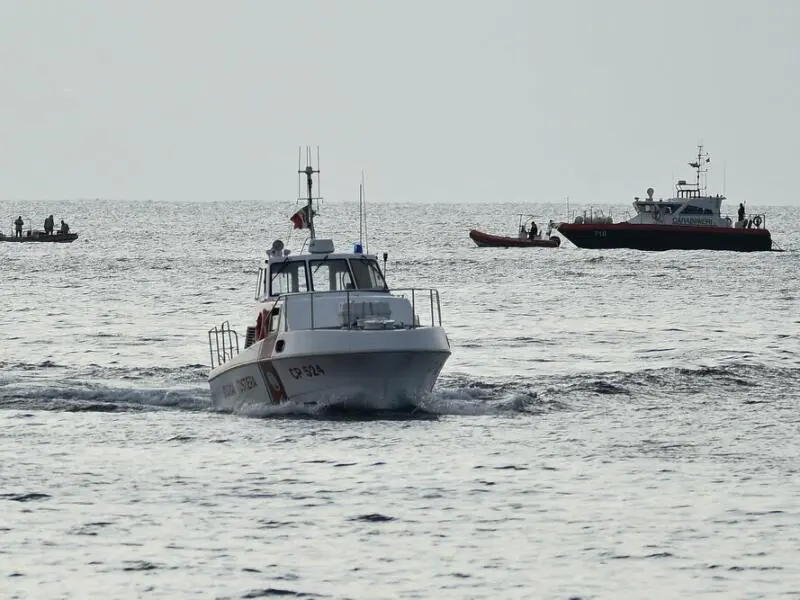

{"left": 1, "top": 199, "right": 799, "bottom": 600}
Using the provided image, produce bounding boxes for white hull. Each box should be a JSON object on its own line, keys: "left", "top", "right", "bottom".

{"left": 208, "top": 328, "right": 450, "bottom": 412}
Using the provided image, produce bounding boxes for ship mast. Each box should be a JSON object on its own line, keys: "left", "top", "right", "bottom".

{"left": 297, "top": 146, "right": 321, "bottom": 239}
{"left": 688, "top": 144, "right": 711, "bottom": 196}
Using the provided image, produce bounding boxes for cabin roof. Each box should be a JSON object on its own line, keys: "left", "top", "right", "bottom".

{"left": 267, "top": 252, "right": 379, "bottom": 264}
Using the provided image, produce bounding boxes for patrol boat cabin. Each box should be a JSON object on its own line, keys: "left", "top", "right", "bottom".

{"left": 247, "top": 237, "right": 432, "bottom": 344}
{"left": 624, "top": 145, "right": 763, "bottom": 230}
{"left": 256, "top": 238, "right": 388, "bottom": 301}
{"left": 627, "top": 180, "right": 733, "bottom": 228}
{"left": 625, "top": 146, "right": 733, "bottom": 228}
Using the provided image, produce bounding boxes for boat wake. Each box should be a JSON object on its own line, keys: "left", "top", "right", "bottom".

{"left": 1, "top": 361, "right": 796, "bottom": 419}
{"left": 0, "top": 361, "right": 556, "bottom": 418}
{"left": 0, "top": 380, "right": 208, "bottom": 413}
{"left": 0, "top": 361, "right": 209, "bottom": 413}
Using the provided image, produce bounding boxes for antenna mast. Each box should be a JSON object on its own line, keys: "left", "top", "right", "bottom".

{"left": 688, "top": 144, "right": 710, "bottom": 196}
{"left": 362, "top": 170, "right": 368, "bottom": 253}
{"left": 723, "top": 160, "right": 727, "bottom": 196}
{"left": 697, "top": 145, "right": 702, "bottom": 190}
{"left": 297, "top": 146, "right": 321, "bottom": 239}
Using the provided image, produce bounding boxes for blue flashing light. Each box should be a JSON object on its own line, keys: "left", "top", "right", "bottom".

{"left": 353, "top": 242, "right": 364, "bottom": 254}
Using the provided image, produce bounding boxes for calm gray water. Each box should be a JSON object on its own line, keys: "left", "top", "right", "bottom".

{"left": 2, "top": 199, "right": 800, "bottom": 599}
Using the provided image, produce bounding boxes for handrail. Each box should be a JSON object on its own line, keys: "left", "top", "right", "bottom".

{"left": 207, "top": 288, "right": 442, "bottom": 368}
{"left": 728, "top": 212, "right": 768, "bottom": 230}
{"left": 207, "top": 320, "right": 240, "bottom": 369}
{"left": 265, "top": 295, "right": 281, "bottom": 335}
{"left": 271, "top": 287, "right": 443, "bottom": 332}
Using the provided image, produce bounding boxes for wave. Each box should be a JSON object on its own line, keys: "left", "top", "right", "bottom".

{"left": 0, "top": 360, "right": 208, "bottom": 382}
{"left": 0, "top": 381, "right": 209, "bottom": 413}
{"left": 546, "top": 362, "right": 800, "bottom": 401}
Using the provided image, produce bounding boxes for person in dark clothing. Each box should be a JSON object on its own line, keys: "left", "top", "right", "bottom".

{"left": 737, "top": 203, "right": 745, "bottom": 222}
{"left": 528, "top": 221, "right": 538, "bottom": 239}
{"left": 59, "top": 220, "right": 70, "bottom": 235}
{"left": 44, "top": 215, "right": 54, "bottom": 235}
{"left": 14, "top": 216, "right": 23, "bottom": 237}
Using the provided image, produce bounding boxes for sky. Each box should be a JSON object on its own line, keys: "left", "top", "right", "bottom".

{"left": 0, "top": 0, "right": 798, "bottom": 205}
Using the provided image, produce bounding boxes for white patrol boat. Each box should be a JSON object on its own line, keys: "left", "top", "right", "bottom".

{"left": 206, "top": 149, "right": 451, "bottom": 412}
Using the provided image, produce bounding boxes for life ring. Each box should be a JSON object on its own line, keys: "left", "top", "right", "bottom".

{"left": 753, "top": 215, "right": 762, "bottom": 228}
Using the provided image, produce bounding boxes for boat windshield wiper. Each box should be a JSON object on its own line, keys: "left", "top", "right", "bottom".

{"left": 269, "top": 259, "right": 291, "bottom": 286}
{"left": 311, "top": 255, "right": 330, "bottom": 275}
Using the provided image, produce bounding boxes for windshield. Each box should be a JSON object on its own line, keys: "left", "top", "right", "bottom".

{"left": 350, "top": 258, "right": 387, "bottom": 290}
{"left": 270, "top": 261, "right": 308, "bottom": 295}
{"left": 309, "top": 259, "right": 355, "bottom": 292}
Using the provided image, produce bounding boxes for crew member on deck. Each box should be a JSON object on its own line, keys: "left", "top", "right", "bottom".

{"left": 528, "top": 221, "right": 538, "bottom": 239}
{"left": 59, "top": 220, "right": 70, "bottom": 235}
{"left": 738, "top": 203, "right": 745, "bottom": 222}
{"left": 519, "top": 224, "right": 527, "bottom": 239}
{"left": 14, "top": 216, "right": 23, "bottom": 237}
{"left": 44, "top": 215, "right": 54, "bottom": 235}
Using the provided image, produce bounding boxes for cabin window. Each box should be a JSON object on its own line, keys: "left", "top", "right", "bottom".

{"left": 349, "top": 258, "right": 387, "bottom": 290}
{"left": 309, "top": 259, "right": 355, "bottom": 292}
{"left": 269, "top": 261, "right": 308, "bottom": 296}
{"left": 681, "top": 205, "right": 706, "bottom": 215}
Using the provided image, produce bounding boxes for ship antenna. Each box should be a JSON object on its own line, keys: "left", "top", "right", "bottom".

{"left": 689, "top": 143, "right": 711, "bottom": 196}
{"left": 298, "top": 146, "right": 320, "bottom": 239}
{"left": 362, "top": 170, "right": 369, "bottom": 253}
{"left": 696, "top": 144, "right": 702, "bottom": 192}
{"left": 359, "top": 175, "right": 363, "bottom": 249}
{"left": 722, "top": 160, "right": 726, "bottom": 196}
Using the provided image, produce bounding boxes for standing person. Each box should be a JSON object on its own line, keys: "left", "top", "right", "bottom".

{"left": 44, "top": 215, "right": 54, "bottom": 235}
{"left": 59, "top": 220, "right": 70, "bottom": 234}
{"left": 14, "top": 216, "right": 23, "bottom": 237}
